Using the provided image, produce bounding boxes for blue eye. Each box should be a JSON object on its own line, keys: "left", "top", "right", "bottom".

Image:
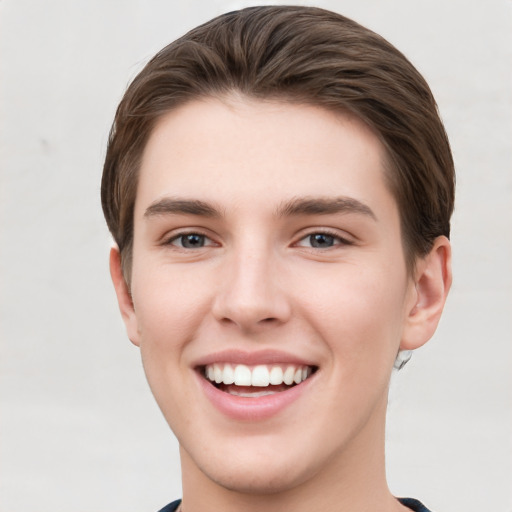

{"left": 308, "top": 233, "right": 335, "bottom": 248}
{"left": 296, "top": 231, "right": 350, "bottom": 249}
{"left": 169, "top": 233, "right": 210, "bottom": 248}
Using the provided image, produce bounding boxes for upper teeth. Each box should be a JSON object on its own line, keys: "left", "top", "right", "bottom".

{"left": 204, "top": 363, "right": 312, "bottom": 387}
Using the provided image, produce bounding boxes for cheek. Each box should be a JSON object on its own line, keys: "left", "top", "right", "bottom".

{"left": 296, "top": 265, "right": 408, "bottom": 360}
{"left": 131, "top": 266, "right": 212, "bottom": 355}
{"left": 129, "top": 268, "right": 213, "bottom": 422}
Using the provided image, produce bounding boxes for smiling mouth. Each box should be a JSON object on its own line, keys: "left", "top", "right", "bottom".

{"left": 200, "top": 363, "right": 317, "bottom": 397}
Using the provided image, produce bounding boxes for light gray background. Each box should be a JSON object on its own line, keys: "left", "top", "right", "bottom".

{"left": 1, "top": 1, "right": 511, "bottom": 511}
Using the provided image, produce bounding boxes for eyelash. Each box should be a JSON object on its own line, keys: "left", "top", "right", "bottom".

{"left": 163, "top": 229, "right": 353, "bottom": 250}
{"left": 295, "top": 229, "right": 353, "bottom": 249}
{"left": 163, "top": 231, "right": 216, "bottom": 249}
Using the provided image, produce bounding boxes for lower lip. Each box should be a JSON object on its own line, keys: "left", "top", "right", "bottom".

{"left": 196, "top": 371, "right": 315, "bottom": 421}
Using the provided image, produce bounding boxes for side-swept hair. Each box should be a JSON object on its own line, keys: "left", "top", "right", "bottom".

{"left": 102, "top": 5, "right": 454, "bottom": 282}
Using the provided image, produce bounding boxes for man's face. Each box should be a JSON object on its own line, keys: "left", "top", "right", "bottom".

{"left": 121, "top": 97, "right": 418, "bottom": 492}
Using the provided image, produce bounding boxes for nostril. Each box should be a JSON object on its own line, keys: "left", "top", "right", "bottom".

{"left": 212, "top": 285, "right": 292, "bottom": 330}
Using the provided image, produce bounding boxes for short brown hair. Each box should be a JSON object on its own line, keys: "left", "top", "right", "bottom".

{"left": 102, "top": 5, "right": 454, "bottom": 282}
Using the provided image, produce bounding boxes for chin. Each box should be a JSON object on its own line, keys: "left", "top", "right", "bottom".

{"left": 179, "top": 427, "right": 335, "bottom": 497}
{"left": 200, "top": 456, "right": 316, "bottom": 495}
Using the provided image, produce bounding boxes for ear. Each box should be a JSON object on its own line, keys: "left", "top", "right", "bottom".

{"left": 109, "top": 246, "right": 140, "bottom": 346}
{"left": 401, "top": 236, "right": 452, "bottom": 350}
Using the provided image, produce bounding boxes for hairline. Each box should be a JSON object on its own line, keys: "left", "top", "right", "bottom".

{"left": 119, "top": 92, "right": 420, "bottom": 285}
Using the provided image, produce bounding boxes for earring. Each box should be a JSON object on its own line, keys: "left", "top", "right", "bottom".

{"left": 394, "top": 350, "right": 413, "bottom": 370}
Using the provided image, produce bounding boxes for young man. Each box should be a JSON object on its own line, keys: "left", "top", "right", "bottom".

{"left": 102, "top": 6, "right": 453, "bottom": 512}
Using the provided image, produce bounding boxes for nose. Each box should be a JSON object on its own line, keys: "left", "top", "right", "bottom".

{"left": 211, "top": 246, "right": 292, "bottom": 333}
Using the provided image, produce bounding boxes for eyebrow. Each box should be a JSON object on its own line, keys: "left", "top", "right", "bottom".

{"left": 143, "top": 195, "right": 376, "bottom": 221}
{"left": 144, "top": 198, "right": 222, "bottom": 218}
{"left": 276, "top": 196, "right": 377, "bottom": 220}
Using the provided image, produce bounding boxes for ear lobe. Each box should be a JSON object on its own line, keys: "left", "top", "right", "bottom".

{"left": 109, "top": 246, "right": 140, "bottom": 346}
{"left": 401, "top": 236, "right": 452, "bottom": 350}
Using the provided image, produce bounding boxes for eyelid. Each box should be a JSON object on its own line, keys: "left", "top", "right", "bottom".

{"left": 293, "top": 228, "right": 354, "bottom": 248}
{"left": 159, "top": 227, "right": 354, "bottom": 249}
{"left": 161, "top": 229, "right": 219, "bottom": 248}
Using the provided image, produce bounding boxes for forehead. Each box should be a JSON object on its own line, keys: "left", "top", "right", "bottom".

{"left": 135, "top": 97, "right": 396, "bottom": 219}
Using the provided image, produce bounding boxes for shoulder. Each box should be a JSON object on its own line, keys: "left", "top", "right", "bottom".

{"left": 157, "top": 499, "right": 181, "bottom": 512}
{"left": 398, "top": 497, "right": 433, "bottom": 512}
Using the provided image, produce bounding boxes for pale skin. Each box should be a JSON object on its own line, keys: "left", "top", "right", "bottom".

{"left": 110, "top": 97, "right": 452, "bottom": 512}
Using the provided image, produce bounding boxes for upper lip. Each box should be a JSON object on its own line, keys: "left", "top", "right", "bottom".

{"left": 192, "top": 349, "right": 317, "bottom": 368}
